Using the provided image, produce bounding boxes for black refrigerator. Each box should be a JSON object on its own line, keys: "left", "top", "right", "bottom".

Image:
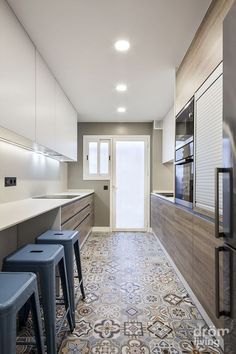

{"left": 215, "top": 2, "right": 236, "bottom": 352}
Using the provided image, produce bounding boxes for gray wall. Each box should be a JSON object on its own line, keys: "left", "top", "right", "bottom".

{"left": 67, "top": 122, "right": 174, "bottom": 227}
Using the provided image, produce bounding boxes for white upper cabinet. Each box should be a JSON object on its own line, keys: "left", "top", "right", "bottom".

{"left": 0, "top": 0, "right": 35, "bottom": 141}
{"left": 0, "top": 0, "right": 77, "bottom": 160}
{"left": 35, "top": 51, "right": 56, "bottom": 151}
{"left": 162, "top": 106, "right": 175, "bottom": 163}
{"left": 55, "top": 83, "right": 77, "bottom": 161}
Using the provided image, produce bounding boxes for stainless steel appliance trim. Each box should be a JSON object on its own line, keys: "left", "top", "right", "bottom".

{"left": 175, "top": 198, "right": 193, "bottom": 208}
{"left": 175, "top": 157, "right": 194, "bottom": 165}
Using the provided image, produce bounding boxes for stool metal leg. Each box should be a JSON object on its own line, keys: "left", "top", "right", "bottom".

{"left": 58, "top": 258, "right": 74, "bottom": 332}
{"left": 74, "top": 240, "right": 86, "bottom": 299}
{"left": 0, "top": 313, "right": 16, "bottom": 354}
{"left": 30, "top": 291, "right": 45, "bottom": 354}
{"left": 39, "top": 267, "right": 57, "bottom": 354}
{"left": 63, "top": 243, "right": 76, "bottom": 327}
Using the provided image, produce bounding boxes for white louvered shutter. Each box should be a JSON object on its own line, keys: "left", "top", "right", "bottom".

{"left": 195, "top": 73, "right": 223, "bottom": 212}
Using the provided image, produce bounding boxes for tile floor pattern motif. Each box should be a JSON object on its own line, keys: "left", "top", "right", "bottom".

{"left": 16, "top": 232, "right": 223, "bottom": 353}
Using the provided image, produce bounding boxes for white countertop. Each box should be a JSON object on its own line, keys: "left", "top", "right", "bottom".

{"left": 0, "top": 190, "right": 94, "bottom": 232}
{"left": 151, "top": 191, "right": 175, "bottom": 203}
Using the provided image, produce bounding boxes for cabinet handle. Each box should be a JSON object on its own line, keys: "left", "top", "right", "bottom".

{"left": 215, "top": 246, "right": 232, "bottom": 318}
{"left": 215, "top": 167, "right": 233, "bottom": 238}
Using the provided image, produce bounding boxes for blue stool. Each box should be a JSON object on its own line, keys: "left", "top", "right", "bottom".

{"left": 37, "top": 230, "right": 86, "bottom": 327}
{"left": 3, "top": 244, "right": 74, "bottom": 354}
{"left": 0, "top": 272, "right": 44, "bottom": 354}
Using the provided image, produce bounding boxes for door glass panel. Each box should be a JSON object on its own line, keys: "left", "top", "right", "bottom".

{"left": 100, "top": 141, "right": 109, "bottom": 174}
{"left": 89, "top": 142, "right": 97, "bottom": 174}
{"left": 115, "top": 140, "right": 145, "bottom": 229}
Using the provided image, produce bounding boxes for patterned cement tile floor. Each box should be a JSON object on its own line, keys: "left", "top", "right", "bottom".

{"left": 17, "top": 232, "right": 223, "bottom": 353}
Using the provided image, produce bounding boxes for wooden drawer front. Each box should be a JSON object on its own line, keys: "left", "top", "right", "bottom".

{"left": 192, "top": 216, "right": 224, "bottom": 328}
{"left": 161, "top": 202, "right": 175, "bottom": 256}
{"left": 151, "top": 195, "right": 224, "bottom": 328}
{"left": 76, "top": 213, "right": 93, "bottom": 247}
{"left": 61, "top": 194, "right": 94, "bottom": 224}
{"left": 151, "top": 196, "right": 175, "bottom": 255}
{"left": 61, "top": 204, "right": 91, "bottom": 231}
{"left": 151, "top": 195, "right": 164, "bottom": 242}
{"left": 174, "top": 207, "right": 193, "bottom": 288}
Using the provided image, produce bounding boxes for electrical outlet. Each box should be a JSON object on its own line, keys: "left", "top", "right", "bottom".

{"left": 104, "top": 185, "right": 108, "bottom": 190}
{"left": 5, "top": 177, "right": 17, "bottom": 187}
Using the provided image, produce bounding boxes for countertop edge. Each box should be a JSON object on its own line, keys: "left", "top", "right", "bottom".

{"left": 0, "top": 190, "right": 94, "bottom": 232}
{"left": 151, "top": 192, "right": 214, "bottom": 224}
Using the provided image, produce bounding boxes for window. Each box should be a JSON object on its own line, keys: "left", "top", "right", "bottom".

{"left": 83, "top": 136, "right": 111, "bottom": 179}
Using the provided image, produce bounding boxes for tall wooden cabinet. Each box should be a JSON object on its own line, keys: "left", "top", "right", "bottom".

{"left": 151, "top": 194, "right": 223, "bottom": 328}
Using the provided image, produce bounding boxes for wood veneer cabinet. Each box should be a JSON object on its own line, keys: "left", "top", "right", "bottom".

{"left": 61, "top": 194, "right": 94, "bottom": 247}
{"left": 175, "top": 0, "right": 233, "bottom": 114}
{"left": 192, "top": 217, "right": 223, "bottom": 328}
{"left": 151, "top": 194, "right": 223, "bottom": 328}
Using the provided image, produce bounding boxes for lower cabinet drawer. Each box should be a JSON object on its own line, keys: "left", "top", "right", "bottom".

{"left": 61, "top": 194, "right": 94, "bottom": 224}
{"left": 61, "top": 204, "right": 92, "bottom": 230}
{"left": 76, "top": 213, "right": 94, "bottom": 246}
{"left": 60, "top": 193, "right": 94, "bottom": 248}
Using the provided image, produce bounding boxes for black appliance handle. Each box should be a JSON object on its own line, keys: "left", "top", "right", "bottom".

{"left": 215, "top": 246, "right": 232, "bottom": 318}
{"left": 215, "top": 167, "right": 233, "bottom": 238}
{"left": 175, "top": 157, "right": 193, "bottom": 165}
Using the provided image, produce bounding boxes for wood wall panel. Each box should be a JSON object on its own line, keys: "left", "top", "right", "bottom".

{"left": 176, "top": 0, "right": 234, "bottom": 114}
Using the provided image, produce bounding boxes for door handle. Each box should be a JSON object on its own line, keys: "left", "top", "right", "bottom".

{"left": 215, "top": 246, "right": 232, "bottom": 318}
{"left": 215, "top": 167, "right": 233, "bottom": 238}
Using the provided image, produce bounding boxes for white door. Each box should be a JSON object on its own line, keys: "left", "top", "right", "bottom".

{"left": 112, "top": 137, "right": 149, "bottom": 231}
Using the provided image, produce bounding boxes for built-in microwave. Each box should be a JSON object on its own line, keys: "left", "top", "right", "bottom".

{"left": 175, "top": 142, "right": 194, "bottom": 208}
{"left": 175, "top": 97, "right": 194, "bottom": 150}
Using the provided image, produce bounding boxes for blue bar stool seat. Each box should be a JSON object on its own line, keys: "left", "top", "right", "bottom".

{"left": 37, "top": 230, "right": 86, "bottom": 327}
{"left": 3, "top": 244, "right": 74, "bottom": 354}
{"left": 0, "top": 272, "right": 44, "bottom": 354}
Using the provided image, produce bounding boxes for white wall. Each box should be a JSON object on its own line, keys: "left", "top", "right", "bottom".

{"left": 0, "top": 141, "right": 67, "bottom": 203}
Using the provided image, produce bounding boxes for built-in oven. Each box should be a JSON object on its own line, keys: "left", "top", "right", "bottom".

{"left": 175, "top": 97, "right": 194, "bottom": 150}
{"left": 175, "top": 142, "right": 194, "bottom": 208}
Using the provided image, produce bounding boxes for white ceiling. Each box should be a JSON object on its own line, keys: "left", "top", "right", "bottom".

{"left": 8, "top": 0, "right": 211, "bottom": 122}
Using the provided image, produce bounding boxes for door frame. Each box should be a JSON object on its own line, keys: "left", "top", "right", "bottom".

{"left": 111, "top": 135, "right": 150, "bottom": 232}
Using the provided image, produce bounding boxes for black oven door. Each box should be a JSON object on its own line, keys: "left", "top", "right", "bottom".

{"left": 175, "top": 160, "right": 194, "bottom": 208}
{"left": 175, "top": 97, "right": 194, "bottom": 150}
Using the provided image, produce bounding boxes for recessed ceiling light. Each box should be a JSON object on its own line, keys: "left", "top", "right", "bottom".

{"left": 117, "top": 107, "right": 126, "bottom": 113}
{"left": 114, "top": 40, "right": 130, "bottom": 52}
{"left": 116, "top": 83, "right": 127, "bottom": 92}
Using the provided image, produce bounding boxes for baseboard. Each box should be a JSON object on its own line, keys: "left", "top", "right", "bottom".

{"left": 92, "top": 226, "right": 112, "bottom": 232}
{"left": 152, "top": 231, "right": 224, "bottom": 350}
